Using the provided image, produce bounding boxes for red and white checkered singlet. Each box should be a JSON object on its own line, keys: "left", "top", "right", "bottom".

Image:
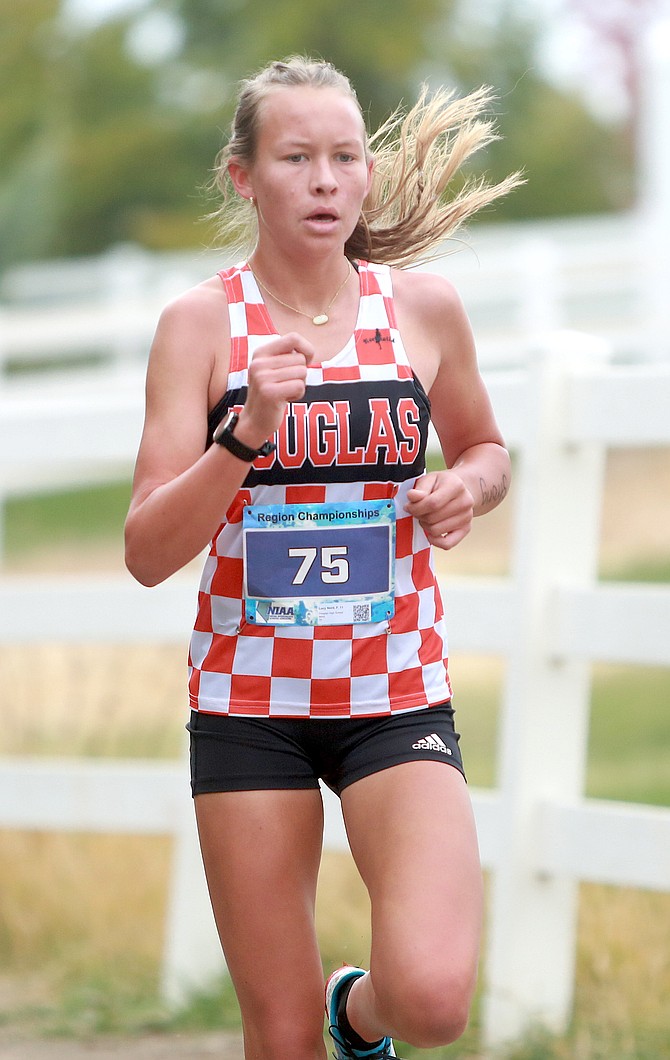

{"left": 188, "top": 260, "right": 452, "bottom": 718}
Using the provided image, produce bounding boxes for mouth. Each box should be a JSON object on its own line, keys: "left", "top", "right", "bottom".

{"left": 306, "top": 211, "right": 339, "bottom": 223}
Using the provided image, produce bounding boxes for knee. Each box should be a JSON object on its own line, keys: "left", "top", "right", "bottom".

{"left": 376, "top": 967, "right": 475, "bottom": 1048}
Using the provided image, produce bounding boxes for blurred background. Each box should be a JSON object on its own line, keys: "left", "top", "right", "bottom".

{"left": 0, "top": 0, "right": 657, "bottom": 267}
{"left": 0, "top": 1, "right": 669, "bottom": 1058}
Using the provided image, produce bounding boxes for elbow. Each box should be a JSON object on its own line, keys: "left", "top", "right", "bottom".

{"left": 126, "top": 560, "right": 163, "bottom": 588}
{"left": 124, "top": 521, "right": 166, "bottom": 587}
{"left": 125, "top": 548, "right": 162, "bottom": 588}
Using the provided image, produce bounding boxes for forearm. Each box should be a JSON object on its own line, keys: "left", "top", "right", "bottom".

{"left": 125, "top": 444, "right": 252, "bottom": 586}
{"left": 451, "top": 442, "right": 511, "bottom": 517}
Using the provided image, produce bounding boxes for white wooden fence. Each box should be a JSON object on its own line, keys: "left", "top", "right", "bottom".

{"left": 0, "top": 209, "right": 663, "bottom": 384}
{"left": 1, "top": 330, "right": 669, "bottom": 1052}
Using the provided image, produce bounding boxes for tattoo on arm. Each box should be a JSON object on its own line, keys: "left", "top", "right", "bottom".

{"left": 479, "top": 474, "right": 509, "bottom": 507}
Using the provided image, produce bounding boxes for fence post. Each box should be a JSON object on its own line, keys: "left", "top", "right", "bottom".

{"left": 517, "top": 237, "right": 562, "bottom": 338}
{"left": 481, "top": 331, "right": 609, "bottom": 1050}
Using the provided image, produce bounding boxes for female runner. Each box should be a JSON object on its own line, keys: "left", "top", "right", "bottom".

{"left": 125, "top": 56, "right": 519, "bottom": 1060}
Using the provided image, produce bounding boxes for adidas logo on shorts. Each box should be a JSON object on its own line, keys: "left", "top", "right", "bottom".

{"left": 412, "top": 732, "right": 452, "bottom": 755}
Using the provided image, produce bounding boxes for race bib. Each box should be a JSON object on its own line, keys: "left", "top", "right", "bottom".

{"left": 243, "top": 500, "right": 396, "bottom": 626}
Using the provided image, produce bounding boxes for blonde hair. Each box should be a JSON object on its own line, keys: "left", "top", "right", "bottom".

{"left": 210, "top": 56, "right": 522, "bottom": 268}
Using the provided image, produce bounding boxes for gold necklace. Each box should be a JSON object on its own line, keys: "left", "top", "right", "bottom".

{"left": 251, "top": 260, "right": 352, "bottom": 326}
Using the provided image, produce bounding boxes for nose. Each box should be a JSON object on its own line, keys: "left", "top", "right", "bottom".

{"left": 310, "top": 156, "right": 338, "bottom": 194}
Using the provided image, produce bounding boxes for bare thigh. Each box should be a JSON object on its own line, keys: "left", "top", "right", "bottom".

{"left": 340, "top": 762, "right": 483, "bottom": 1043}
{"left": 195, "top": 788, "right": 327, "bottom": 1059}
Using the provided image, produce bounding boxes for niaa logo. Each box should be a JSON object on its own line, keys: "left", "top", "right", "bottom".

{"left": 257, "top": 601, "right": 295, "bottom": 623}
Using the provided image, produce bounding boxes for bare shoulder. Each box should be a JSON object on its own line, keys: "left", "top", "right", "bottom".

{"left": 129, "top": 275, "right": 231, "bottom": 499}
{"left": 389, "top": 266, "right": 475, "bottom": 393}
{"left": 146, "top": 274, "right": 230, "bottom": 396}
{"left": 390, "top": 266, "right": 468, "bottom": 328}
{"left": 153, "top": 274, "right": 229, "bottom": 352}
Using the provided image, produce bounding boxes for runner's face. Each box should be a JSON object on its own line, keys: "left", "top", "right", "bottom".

{"left": 235, "top": 85, "right": 373, "bottom": 253}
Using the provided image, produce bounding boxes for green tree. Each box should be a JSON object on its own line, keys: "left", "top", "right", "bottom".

{"left": 0, "top": 0, "right": 69, "bottom": 267}
{"left": 144, "top": 0, "right": 636, "bottom": 222}
{"left": 0, "top": 0, "right": 637, "bottom": 273}
{"left": 55, "top": 16, "right": 216, "bottom": 255}
{"left": 156, "top": 0, "right": 450, "bottom": 128}
{"left": 423, "top": 2, "right": 635, "bottom": 218}
{"left": 0, "top": 2, "right": 220, "bottom": 268}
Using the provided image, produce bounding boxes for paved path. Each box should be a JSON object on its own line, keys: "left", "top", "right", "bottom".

{"left": 0, "top": 1032, "right": 245, "bottom": 1058}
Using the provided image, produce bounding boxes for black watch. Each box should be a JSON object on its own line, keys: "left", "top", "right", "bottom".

{"left": 212, "top": 410, "right": 276, "bottom": 462}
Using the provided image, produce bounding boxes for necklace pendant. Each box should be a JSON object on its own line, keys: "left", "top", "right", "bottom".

{"left": 312, "top": 313, "right": 329, "bottom": 326}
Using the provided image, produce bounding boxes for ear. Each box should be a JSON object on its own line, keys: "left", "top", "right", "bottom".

{"left": 228, "top": 158, "right": 254, "bottom": 202}
{"left": 365, "top": 156, "right": 374, "bottom": 197}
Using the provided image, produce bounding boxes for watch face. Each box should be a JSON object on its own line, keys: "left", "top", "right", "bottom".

{"left": 213, "top": 409, "right": 237, "bottom": 443}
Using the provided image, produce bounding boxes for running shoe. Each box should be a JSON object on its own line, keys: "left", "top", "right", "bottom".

{"left": 325, "top": 965, "right": 396, "bottom": 1059}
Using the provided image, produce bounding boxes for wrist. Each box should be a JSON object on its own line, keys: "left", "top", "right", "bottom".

{"left": 212, "top": 409, "right": 276, "bottom": 462}
{"left": 452, "top": 450, "right": 510, "bottom": 515}
{"left": 233, "top": 407, "right": 275, "bottom": 451}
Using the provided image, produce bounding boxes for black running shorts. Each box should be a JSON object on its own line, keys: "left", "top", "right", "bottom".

{"left": 188, "top": 702, "right": 464, "bottom": 797}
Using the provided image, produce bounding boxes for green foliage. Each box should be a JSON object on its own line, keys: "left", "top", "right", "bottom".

{"left": 456, "top": 661, "right": 670, "bottom": 809}
{"left": 165, "top": 974, "right": 242, "bottom": 1033}
{"left": 0, "top": 0, "right": 69, "bottom": 264}
{"left": 442, "top": 5, "right": 635, "bottom": 220}
{"left": 0, "top": 0, "right": 61, "bottom": 160}
{"left": 4, "top": 481, "right": 131, "bottom": 553}
{"left": 166, "top": 0, "right": 451, "bottom": 129}
{"left": 0, "top": 0, "right": 636, "bottom": 271}
{"left": 490, "top": 84, "right": 634, "bottom": 220}
{"left": 588, "top": 665, "right": 670, "bottom": 805}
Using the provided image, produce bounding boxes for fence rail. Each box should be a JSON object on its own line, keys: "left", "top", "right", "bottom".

{"left": 1, "top": 331, "right": 669, "bottom": 1051}
{"left": 2, "top": 355, "right": 670, "bottom": 489}
{"left": 0, "top": 210, "right": 667, "bottom": 381}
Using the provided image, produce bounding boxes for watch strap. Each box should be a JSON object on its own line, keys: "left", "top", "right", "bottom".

{"left": 213, "top": 411, "right": 276, "bottom": 462}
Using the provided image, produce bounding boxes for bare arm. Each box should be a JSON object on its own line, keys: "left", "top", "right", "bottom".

{"left": 393, "top": 269, "right": 511, "bottom": 550}
{"left": 124, "top": 284, "right": 313, "bottom": 585}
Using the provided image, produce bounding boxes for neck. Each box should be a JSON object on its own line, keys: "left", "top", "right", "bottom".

{"left": 250, "top": 247, "right": 349, "bottom": 297}
{"left": 249, "top": 252, "right": 353, "bottom": 325}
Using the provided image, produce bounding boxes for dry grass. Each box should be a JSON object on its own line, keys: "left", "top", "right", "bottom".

{"left": 0, "top": 831, "right": 170, "bottom": 985}
{"left": 574, "top": 884, "right": 670, "bottom": 1041}
{"left": 0, "top": 644, "right": 186, "bottom": 759}
{"left": 0, "top": 827, "right": 172, "bottom": 1041}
